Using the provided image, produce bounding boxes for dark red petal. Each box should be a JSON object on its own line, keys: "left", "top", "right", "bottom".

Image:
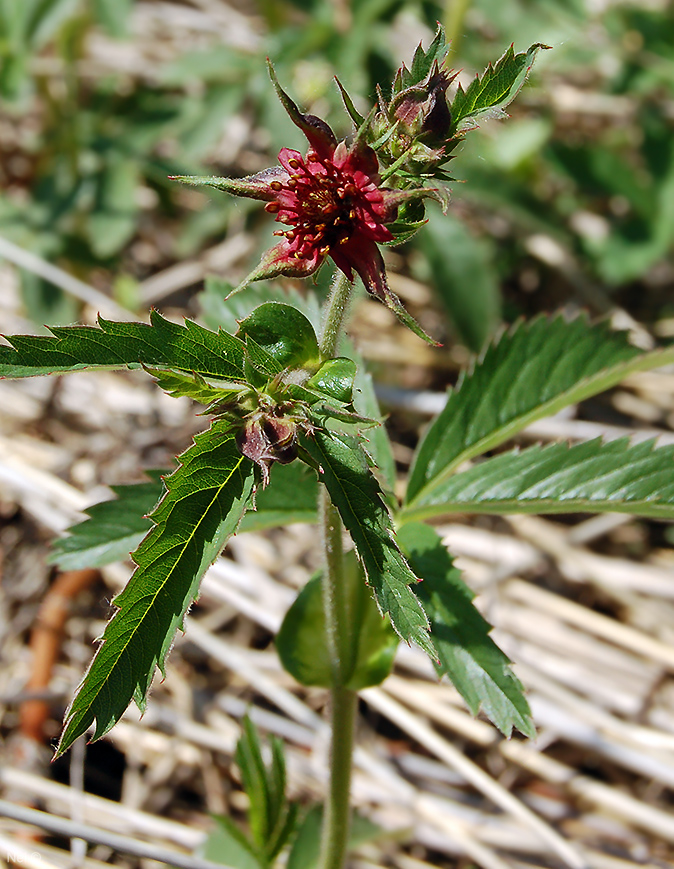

{"left": 267, "top": 60, "right": 337, "bottom": 160}
{"left": 329, "top": 237, "right": 385, "bottom": 300}
{"left": 232, "top": 240, "right": 325, "bottom": 296}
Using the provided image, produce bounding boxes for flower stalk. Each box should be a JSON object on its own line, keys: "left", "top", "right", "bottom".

{"left": 318, "top": 269, "right": 357, "bottom": 869}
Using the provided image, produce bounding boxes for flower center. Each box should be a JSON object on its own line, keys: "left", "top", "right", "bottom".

{"left": 264, "top": 151, "right": 381, "bottom": 261}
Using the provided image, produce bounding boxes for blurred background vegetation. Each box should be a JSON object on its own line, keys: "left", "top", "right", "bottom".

{"left": 1, "top": 0, "right": 673, "bottom": 355}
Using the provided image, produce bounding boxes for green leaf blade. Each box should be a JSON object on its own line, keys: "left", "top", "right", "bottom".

{"left": 398, "top": 523, "right": 534, "bottom": 738}
{"left": 49, "top": 474, "right": 165, "bottom": 570}
{"left": 451, "top": 43, "right": 550, "bottom": 132}
{"left": 277, "top": 553, "right": 398, "bottom": 690}
{"left": 404, "top": 438, "right": 674, "bottom": 522}
{"left": 239, "top": 462, "right": 318, "bottom": 532}
{"left": 407, "top": 315, "right": 674, "bottom": 506}
{"left": 302, "top": 430, "right": 435, "bottom": 660}
{"left": 0, "top": 311, "right": 245, "bottom": 379}
{"left": 56, "top": 422, "right": 255, "bottom": 756}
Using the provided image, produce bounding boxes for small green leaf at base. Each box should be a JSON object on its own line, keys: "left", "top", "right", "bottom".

{"left": 286, "top": 806, "right": 384, "bottom": 869}
{"left": 203, "top": 815, "right": 263, "bottom": 869}
{"left": 398, "top": 523, "right": 534, "bottom": 739}
{"left": 302, "top": 430, "right": 435, "bottom": 660}
{"left": 277, "top": 551, "right": 398, "bottom": 690}
{"left": 56, "top": 421, "right": 255, "bottom": 756}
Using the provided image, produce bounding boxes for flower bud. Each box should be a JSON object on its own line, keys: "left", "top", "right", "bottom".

{"left": 391, "top": 64, "right": 453, "bottom": 144}
{"left": 236, "top": 411, "right": 298, "bottom": 486}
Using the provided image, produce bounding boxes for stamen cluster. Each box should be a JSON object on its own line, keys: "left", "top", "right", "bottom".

{"left": 263, "top": 145, "right": 393, "bottom": 276}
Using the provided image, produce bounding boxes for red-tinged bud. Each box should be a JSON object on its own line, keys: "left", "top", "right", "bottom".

{"left": 236, "top": 411, "right": 298, "bottom": 486}
{"left": 391, "top": 64, "right": 454, "bottom": 144}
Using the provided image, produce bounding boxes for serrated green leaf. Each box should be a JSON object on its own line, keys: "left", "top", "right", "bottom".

{"left": 407, "top": 315, "right": 674, "bottom": 506}
{"left": 239, "top": 462, "right": 318, "bottom": 532}
{"left": 397, "top": 523, "right": 534, "bottom": 738}
{"left": 396, "top": 25, "right": 448, "bottom": 92}
{"left": 49, "top": 473, "right": 165, "bottom": 570}
{"left": 150, "top": 368, "right": 246, "bottom": 406}
{"left": 451, "top": 43, "right": 549, "bottom": 133}
{"left": 0, "top": 310, "right": 245, "bottom": 379}
{"left": 302, "top": 430, "right": 435, "bottom": 660}
{"left": 277, "top": 552, "right": 398, "bottom": 690}
{"left": 404, "top": 438, "right": 674, "bottom": 522}
{"left": 56, "top": 422, "right": 255, "bottom": 756}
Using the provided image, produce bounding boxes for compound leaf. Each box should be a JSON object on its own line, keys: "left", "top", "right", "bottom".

{"left": 398, "top": 523, "right": 534, "bottom": 738}
{"left": 407, "top": 315, "right": 674, "bottom": 505}
{"left": 302, "top": 430, "right": 435, "bottom": 660}
{"left": 0, "top": 310, "right": 245, "bottom": 379}
{"left": 404, "top": 438, "right": 674, "bottom": 522}
{"left": 56, "top": 421, "right": 255, "bottom": 756}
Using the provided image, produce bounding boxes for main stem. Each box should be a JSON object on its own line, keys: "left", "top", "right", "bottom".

{"left": 318, "top": 271, "right": 358, "bottom": 869}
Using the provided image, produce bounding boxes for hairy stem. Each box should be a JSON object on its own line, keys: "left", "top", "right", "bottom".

{"left": 319, "top": 492, "right": 357, "bottom": 869}
{"left": 318, "top": 268, "right": 357, "bottom": 869}
{"left": 320, "top": 270, "right": 353, "bottom": 358}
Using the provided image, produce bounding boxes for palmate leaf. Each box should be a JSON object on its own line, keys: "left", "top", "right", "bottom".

{"left": 397, "top": 524, "right": 534, "bottom": 738}
{"left": 49, "top": 473, "right": 164, "bottom": 571}
{"left": 450, "top": 43, "right": 550, "bottom": 133}
{"left": 407, "top": 314, "right": 674, "bottom": 506}
{"left": 302, "top": 430, "right": 435, "bottom": 660}
{"left": 56, "top": 421, "right": 255, "bottom": 756}
{"left": 0, "top": 310, "right": 245, "bottom": 379}
{"left": 403, "top": 438, "right": 674, "bottom": 522}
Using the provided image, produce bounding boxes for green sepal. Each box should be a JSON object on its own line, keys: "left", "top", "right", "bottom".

{"left": 306, "top": 357, "right": 356, "bottom": 404}
{"left": 334, "top": 76, "right": 366, "bottom": 127}
{"left": 237, "top": 302, "right": 320, "bottom": 373}
{"left": 168, "top": 170, "right": 280, "bottom": 201}
{"left": 149, "top": 368, "right": 247, "bottom": 406}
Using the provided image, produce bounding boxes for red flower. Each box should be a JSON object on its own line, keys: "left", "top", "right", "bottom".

{"left": 258, "top": 141, "right": 400, "bottom": 304}
{"left": 171, "top": 62, "right": 439, "bottom": 343}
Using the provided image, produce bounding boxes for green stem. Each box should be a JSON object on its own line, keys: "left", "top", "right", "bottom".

{"left": 317, "top": 269, "right": 357, "bottom": 869}
{"left": 319, "top": 681, "right": 358, "bottom": 869}
{"left": 320, "top": 270, "right": 353, "bottom": 358}
{"left": 444, "top": 0, "right": 472, "bottom": 60}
